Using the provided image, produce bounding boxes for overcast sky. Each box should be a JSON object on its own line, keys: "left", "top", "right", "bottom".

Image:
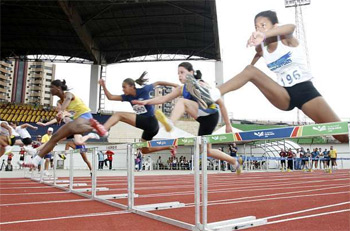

{"left": 55, "top": 0, "right": 350, "bottom": 123}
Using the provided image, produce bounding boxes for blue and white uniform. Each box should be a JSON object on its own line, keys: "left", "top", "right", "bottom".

{"left": 121, "top": 84, "right": 159, "bottom": 140}
{"left": 261, "top": 36, "right": 321, "bottom": 110}
{"left": 262, "top": 36, "right": 312, "bottom": 87}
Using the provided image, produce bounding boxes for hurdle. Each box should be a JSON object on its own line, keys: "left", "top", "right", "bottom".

{"left": 200, "top": 121, "right": 350, "bottom": 230}
{"left": 126, "top": 137, "right": 199, "bottom": 230}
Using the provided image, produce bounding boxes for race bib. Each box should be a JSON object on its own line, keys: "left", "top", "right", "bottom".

{"left": 132, "top": 104, "right": 147, "bottom": 115}
{"left": 278, "top": 66, "right": 304, "bottom": 87}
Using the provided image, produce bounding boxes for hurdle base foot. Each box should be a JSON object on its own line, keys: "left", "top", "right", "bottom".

{"left": 134, "top": 201, "right": 185, "bottom": 211}
{"left": 207, "top": 216, "right": 267, "bottom": 230}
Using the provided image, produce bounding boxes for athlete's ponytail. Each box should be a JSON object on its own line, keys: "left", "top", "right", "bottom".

{"left": 123, "top": 71, "right": 149, "bottom": 88}
{"left": 135, "top": 71, "right": 149, "bottom": 86}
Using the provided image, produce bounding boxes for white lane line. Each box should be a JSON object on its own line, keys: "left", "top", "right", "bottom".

{"left": 0, "top": 210, "right": 129, "bottom": 225}
{"left": 202, "top": 185, "right": 350, "bottom": 205}
{"left": 203, "top": 191, "right": 349, "bottom": 207}
{"left": 265, "top": 209, "right": 350, "bottom": 225}
{"left": 0, "top": 191, "right": 68, "bottom": 196}
{"left": 139, "top": 182, "right": 349, "bottom": 199}
{"left": 264, "top": 201, "right": 350, "bottom": 220}
{"left": 0, "top": 186, "right": 53, "bottom": 190}
{"left": 0, "top": 198, "right": 90, "bottom": 207}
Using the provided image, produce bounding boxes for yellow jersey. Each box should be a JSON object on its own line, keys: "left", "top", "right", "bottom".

{"left": 41, "top": 134, "right": 52, "bottom": 144}
{"left": 59, "top": 93, "right": 90, "bottom": 119}
{"left": 329, "top": 149, "right": 337, "bottom": 158}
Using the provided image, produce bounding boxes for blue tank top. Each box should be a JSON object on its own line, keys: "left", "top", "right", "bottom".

{"left": 121, "top": 84, "right": 155, "bottom": 117}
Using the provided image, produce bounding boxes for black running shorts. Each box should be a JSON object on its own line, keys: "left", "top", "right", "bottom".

{"left": 196, "top": 111, "right": 219, "bottom": 136}
{"left": 136, "top": 115, "right": 159, "bottom": 141}
{"left": 285, "top": 81, "right": 322, "bottom": 110}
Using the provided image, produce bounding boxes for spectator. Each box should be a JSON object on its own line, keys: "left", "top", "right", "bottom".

{"left": 183, "top": 157, "right": 189, "bottom": 170}
{"left": 329, "top": 146, "right": 337, "bottom": 169}
{"left": 279, "top": 149, "right": 287, "bottom": 170}
{"left": 5, "top": 152, "right": 14, "bottom": 171}
{"left": 105, "top": 150, "right": 114, "bottom": 170}
{"left": 41, "top": 127, "right": 54, "bottom": 176}
{"left": 305, "top": 148, "right": 311, "bottom": 170}
{"left": 311, "top": 148, "right": 320, "bottom": 169}
{"left": 98, "top": 150, "right": 104, "bottom": 170}
{"left": 228, "top": 143, "right": 238, "bottom": 172}
{"left": 156, "top": 156, "right": 163, "bottom": 170}
{"left": 295, "top": 148, "right": 301, "bottom": 170}
{"left": 135, "top": 149, "right": 142, "bottom": 171}
{"left": 299, "top": 148, "right": 305, "bottom": 170}
{"left": 318, "top": 148, "right": 324, "bottom": 169}
{"left": 218, "top": 147, "right": 226, "bottom": 171}
{"left": 323, "top": 148, "right": 329, "bottom": 169}
{"left": 7, "top": 152, "right": 13, "bottom": 165}
{"left": 18, "top": 147, "right": 26, "bottom": 169}
{"left": 287, "top": 148, "right": 294, "bottom": 170}
{"left": 172, "top": 157, "right": 177, "bottom": 170}
{"left": 167, "top": 157, "right": 172, "bottom": 169}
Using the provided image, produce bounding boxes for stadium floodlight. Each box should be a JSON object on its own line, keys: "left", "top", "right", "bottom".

{"left": 285, "top": 0, "right": 310, "bottom": 8}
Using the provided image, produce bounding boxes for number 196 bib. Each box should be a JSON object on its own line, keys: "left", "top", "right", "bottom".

{"left": 277, "top": 66, "right": 304, "bottom": 87}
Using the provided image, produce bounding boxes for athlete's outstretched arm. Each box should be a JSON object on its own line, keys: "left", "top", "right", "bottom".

{"left": 247, "top": 24, "right": 296, "bottom": 47}
{"left": 132, "top": 86, "right": 181, "bottom": 105}
{"left": 98, "top": 79, "right": 122, "bottom": 101}
{"left": 37, "top": 118, "right": 57, "bottom": 127}
{"left": 152, "top": 81, "right": 179, "bottom": 88}
{"left": 20, "top": 123, "right": 38, "bottom": 130}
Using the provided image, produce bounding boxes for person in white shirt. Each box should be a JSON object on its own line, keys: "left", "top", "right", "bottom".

{"left": 0, "top": 120, "right": 15, "bottom": 157}
{"left": 9, "top": 122, "right": 38, "bottom": 146}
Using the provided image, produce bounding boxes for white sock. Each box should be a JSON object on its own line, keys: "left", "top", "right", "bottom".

{"left": 32, "top": 155, "right": 42, "bottom": 167}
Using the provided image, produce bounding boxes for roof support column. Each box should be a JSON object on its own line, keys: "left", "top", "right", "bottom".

{"left": 215, "top": 60, "right": 225, "bottom": 122}
{"left": 89, "top": 64, "right": 101, "bottom": 113}
{"left": 215, "top": 60, "right": 224, "bottom": 87}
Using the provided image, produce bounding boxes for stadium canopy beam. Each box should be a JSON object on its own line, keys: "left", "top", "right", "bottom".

{"left": 58, "top": 0, "right": 106, "bottom": 64}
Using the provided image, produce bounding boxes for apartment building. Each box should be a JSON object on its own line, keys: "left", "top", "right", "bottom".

{"left": 0, "top": 59, "right": 55, "bottom": 107}
{"left": 0, "top": 60, "right": 14, "bottom": 102}
{"left": 25, "top": 61, "right": 55, "bottom": 106}
{"left": 153, "top": 85, "right": 177, "bottom": 117}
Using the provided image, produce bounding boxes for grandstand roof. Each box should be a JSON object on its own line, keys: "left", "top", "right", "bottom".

{"left": 1, "top": 0, "right": 221, "bottom": 64}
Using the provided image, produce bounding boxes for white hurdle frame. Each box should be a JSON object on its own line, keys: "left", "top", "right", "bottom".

{"left": 127, "top": 138, "right": 199, "bottom": 230}
{"left": 24, "top": 122, "right": 349, "bottom": 230}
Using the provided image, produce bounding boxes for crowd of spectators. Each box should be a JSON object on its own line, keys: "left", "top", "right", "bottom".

{"left": 279, "top": 146, "right": 338, "bottom": 170}
{"left": 154, "top": 155, "right": 191, "bottom": 170}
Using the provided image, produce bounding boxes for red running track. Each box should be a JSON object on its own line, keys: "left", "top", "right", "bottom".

{"left": 1, "top": 170, "right": 349, "bottom": 230}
